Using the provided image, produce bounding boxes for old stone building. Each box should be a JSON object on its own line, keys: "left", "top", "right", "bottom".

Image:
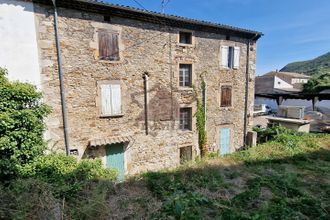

{"left": 0, "top": 0, "right": 262, "bottom": 178}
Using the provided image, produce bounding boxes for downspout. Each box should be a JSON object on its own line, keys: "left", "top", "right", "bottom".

{"left": 202, "top": 78, "right": 206, "bottom": 130}
{"left": 143, "top": 72, "right": 149, "bottom": 135}
{"left": 243, "top": 34, "right": 258, "bottom": 148}
{"left": 52, "top": 0, "right": 70, "bottom": 156}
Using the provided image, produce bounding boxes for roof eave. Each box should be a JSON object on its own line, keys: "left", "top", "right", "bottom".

{"left": 32, "top": 0, "right": 262, "bottom": 40}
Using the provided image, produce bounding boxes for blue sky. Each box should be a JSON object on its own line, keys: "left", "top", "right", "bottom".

{"left": 105, "top": 0, "right": 330, "bottom": 75}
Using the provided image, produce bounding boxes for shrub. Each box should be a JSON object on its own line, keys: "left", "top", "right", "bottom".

{"left": 19, "top": 154, "right": 117, "bottom": 198}
{"left": 0, "top": 68, "right": 50, "bottom": 181}
{"left": 253, "top": 125, "right": 303, "bottom": 144}
{"left": 0, "top": 178, "right": 59, "bottom": 220}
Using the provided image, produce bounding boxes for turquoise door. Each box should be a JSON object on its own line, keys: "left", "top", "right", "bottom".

{"left": 220, "top": 128, "right": 231, "bottom": 156}
{"left": 106, "top": 143, "right": 125, "bottom": 181}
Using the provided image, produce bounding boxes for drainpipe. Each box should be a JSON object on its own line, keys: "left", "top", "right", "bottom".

{"left": 202, "top": 79, "right": 206, "bottom": 130}
{"left": 243, "top": 34, "right": 258, "bottom": 148}
{"left": 143, "top": 72, "right": 149, "bottom": 135}
{"left": 52, "top": 0, "right": 70, "bottom": 156}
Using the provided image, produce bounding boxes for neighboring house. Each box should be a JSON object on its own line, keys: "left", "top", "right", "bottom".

{"left": 0, "top": 0, "right": 262, "bottom": 177}
{"left": 255, "top": 71, "right": 310, "bottom": 94}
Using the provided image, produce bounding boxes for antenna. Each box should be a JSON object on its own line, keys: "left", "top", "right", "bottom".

{"left": 161, "top": 0, "right": 171, "bottom": 13}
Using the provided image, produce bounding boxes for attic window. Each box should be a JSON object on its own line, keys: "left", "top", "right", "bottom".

{"left": 179, "top": 31, "right": 192, "bottom": 44}
{"left": 104, "top": 15, "right": 111, "bottom": 23}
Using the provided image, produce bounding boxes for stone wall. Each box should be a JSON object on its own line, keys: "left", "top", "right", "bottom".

{"left": 33, "top": 3, "right": 257, "bottom": 175}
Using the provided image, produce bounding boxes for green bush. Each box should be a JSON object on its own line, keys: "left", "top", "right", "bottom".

{"left": 0, "top": 68, "right": 50, "bottom": 180}
{"left": 19, "top": 154, "right": 117, "bottom": 198}
{"left": 253, "top": 125, "right": 303, "bottom": 144}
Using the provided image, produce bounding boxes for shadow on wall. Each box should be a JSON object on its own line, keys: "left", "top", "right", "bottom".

{"left": 133, "top": 84, "right": 183, "bottom": 134}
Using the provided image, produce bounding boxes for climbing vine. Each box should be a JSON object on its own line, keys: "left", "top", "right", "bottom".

{"left": 195, "top": 73, "right": 208, "bottom": 157}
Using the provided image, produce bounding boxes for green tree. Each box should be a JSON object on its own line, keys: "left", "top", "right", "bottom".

{"left": 303, "top": 73, "right": 330, "bottom": 94}
{"left": 0, "top": 68, "right": 50, "bottom": 181}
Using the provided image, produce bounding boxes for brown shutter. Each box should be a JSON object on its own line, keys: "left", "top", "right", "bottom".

{"left": 221, "top": 86, "right": 232, "bottom": 107}
{"left": 98, "top": 31, "right": 110, "bottom": 60}
{"left": 110, "top": 33, "right": 119, "bottom": 61}
{"left": 98, "top": 31, "right": 120, "bottom": 61}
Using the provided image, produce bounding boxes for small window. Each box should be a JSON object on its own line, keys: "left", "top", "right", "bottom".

{"left": 179, "top": 64, "right": 192, "bottom": 87}
{"left": 98, "top": 30, "right": 120, "bottom": 61}
{"left": 221, "top": 46, "right": 240, "bottom": 69}
{"left": 104, "top": 15, "right": 111, "bottom": 23}
{"left": 180, "top": 146, "right": 192, "bottom": 164}
{"left": 100, "top": 83, "right": 122, "bottom": 116}
{"left": 179, "top": 31, "right": 192, "bottom": 44}
{"left": 179, "top": 108, "right": 192, "bottom": 130}
{"left": 220, "top": 86, "right": 232, "bottom": 107}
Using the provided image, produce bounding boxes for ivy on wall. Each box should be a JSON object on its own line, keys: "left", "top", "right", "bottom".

{"left": 195, "top": 73, "right": 208, "bottom": 157}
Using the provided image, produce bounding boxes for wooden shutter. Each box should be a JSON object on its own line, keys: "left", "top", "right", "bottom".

{"left": 234, "top": 47, "right": 240, "bottom": 69}
{"left": 221, "top": 46, "right": 229, "bottom": 68}
{"left": 98, "top": 31, "right": 120, "bottom": 61}
{"left": 99, "top": 31, "right": 110, "bottom": 60}
{"left": 110, "top": 33, "right": 120, "bottom": 61}
{"left": 221, "top": 86, "right": 232, "bottom": 107}
{"left": 111, "top": 84, "right": 122, "bottom": 115}
{"left": 101, "top": 84, "right": 112, "bottom": 115}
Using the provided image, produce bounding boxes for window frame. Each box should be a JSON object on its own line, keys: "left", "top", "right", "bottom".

{"left": 179, "top": 31, "right": 193, "bottom": 45}
{"left": 179, "top": 64, "right": 193, "bottom": 88}
{"left": 220, "top": 44, "right": 240, "bottom": 69}
{"left": 97, "top": 80, "right": 124, "bottom": 118}
{"left": 177, "top": 30, "right": 194, "bottom": 47}
{"left": 179, "top": 107, "right": 192, "bottom": 131}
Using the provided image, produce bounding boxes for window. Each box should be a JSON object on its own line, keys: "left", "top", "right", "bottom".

{"left": 98, "top": 30, "right": 120, "bottom": 61}
{"left": 104, "top": 15, "right": 111, "bottom": 23}
{"left": 179, "top": 31, "right": 192, "bottom": 44}
{"left": 220, "top": 86, "right": 232, "bottom": 107}
{"left": 180, "top": 146, "right": 192, "bottom": 164}
{"left": 221, "top": 46, "right": 240, "bottom": 69}
{"left": 179, "top": 108, "right": 192, "bottom": 130}
{"left": 179, "top": 64, "right": 192, "bottom": 87}
{"left": 100, "top": 83, "right": 122, "bottom": 116}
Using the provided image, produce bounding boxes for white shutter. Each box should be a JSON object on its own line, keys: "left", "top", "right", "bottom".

{"left": 111, "top": 84, "right": 122, "bottom": 115}
{"left": 101, "top": 84, "right": 112, "bottom": 115}
{"left": 221, "top": 46, "right": 229, "bottom": 68}
{"left": 234, "top": 46, "right": 240, "bottom": 69}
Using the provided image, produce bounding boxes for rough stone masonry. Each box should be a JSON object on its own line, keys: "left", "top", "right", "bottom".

{"left": 32, "top": 1, "right": 259, "bottom": 176}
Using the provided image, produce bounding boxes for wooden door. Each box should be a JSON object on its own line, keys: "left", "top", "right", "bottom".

{"left": 106, "top": 143, "right": 125, "bottom": 181}
{"left": 220, "top": 128, "right": 231, "bottom": 156}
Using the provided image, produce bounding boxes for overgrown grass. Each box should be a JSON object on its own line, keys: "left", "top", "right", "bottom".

{"left": 142, "top": 134, "right": 330, "bottom": 219}
{"left": 1, "top": 134, "right": 329, "bottom": 219}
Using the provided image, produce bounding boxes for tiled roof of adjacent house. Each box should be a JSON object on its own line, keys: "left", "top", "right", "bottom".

{"left": 32, "top": 0, "right": 262, "bottom": 40}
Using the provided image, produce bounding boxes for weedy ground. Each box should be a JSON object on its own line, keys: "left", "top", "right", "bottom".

{"left": 1, "top": 134, "right": 329, "bottom": 219}
{"left": 109, "top": 134, "right": 330, "bottom": 219}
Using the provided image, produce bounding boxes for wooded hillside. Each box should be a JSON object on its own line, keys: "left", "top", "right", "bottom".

{"left": 281, "top": 52, "right": 330, "bottom": 76}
